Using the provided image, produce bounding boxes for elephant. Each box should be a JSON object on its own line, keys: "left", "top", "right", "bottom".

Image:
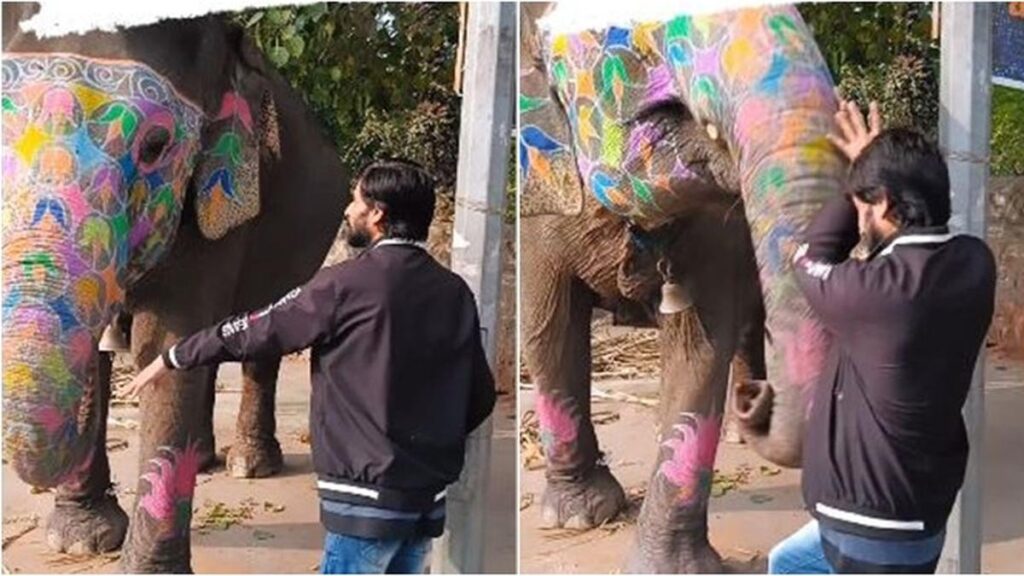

{"left": 2, "top": 4, "right": 348, "bottom": 571}
{"left": 520, "top": 4, "right": 846, "bottom": 572}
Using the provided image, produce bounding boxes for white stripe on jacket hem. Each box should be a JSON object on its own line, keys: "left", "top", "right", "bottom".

{"left": 815, "top": 502, "right": 925, "bottom": 531}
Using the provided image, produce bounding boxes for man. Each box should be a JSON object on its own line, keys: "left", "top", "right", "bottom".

{"left": 128, "top": 159, "right": 496, "bottom": 574}
{"left": 768, "top": 100, "right": 996, "bottom": 574}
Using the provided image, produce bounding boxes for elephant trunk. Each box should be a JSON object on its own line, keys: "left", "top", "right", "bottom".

{"left": 2, "top": 235, "right": 114, "bottom": 488}
{"left": 729, "top": 63, "right": 844, "bottom": 468}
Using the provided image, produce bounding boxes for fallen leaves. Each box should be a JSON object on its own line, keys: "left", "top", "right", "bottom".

{"left": 710, "top": 465, "right": 754, "bottom": 498}
{"left": 193, "top": 499, "right": 257, "bottom": 532}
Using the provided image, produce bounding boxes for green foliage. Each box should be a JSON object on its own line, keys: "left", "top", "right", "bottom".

{"left": 835, "top": 55, "right": 939, "bottom": 141}
{"left": 234, "top": 3, "right": 462, "bottom": 185}
{"left": 799, "top": 3, "right": 938, "bottom": 77}
{"left": 346, "top": 91, "right": 461, "bottom": 193}
{"left": 235, "top": 3, "right": 518, "bottom": 216}
{"left": 992, "top": 85, "right": 1024, "bottom": 176}
{"left": 800, "top": 2, "right": 1023, "bottom": 175}
{"left": 800, "top": 3, "right": 939, "bottom": 138}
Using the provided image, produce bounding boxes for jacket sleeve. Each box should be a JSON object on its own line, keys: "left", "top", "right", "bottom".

{"left": 791, "top": 194, "right": 878, "bottom": 328}
{"left": 162, "top": 267, "right": 344, "bottom": 371}
{"left": 465, "top": 298, "right": 496, "bottom": 434}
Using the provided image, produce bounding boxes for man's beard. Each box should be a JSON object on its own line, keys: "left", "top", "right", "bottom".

{"left": 344, "top": 220, "right": 373, "bottom": 248}
{"left": 862, "top": 218, "right": 888, "bottom": 255}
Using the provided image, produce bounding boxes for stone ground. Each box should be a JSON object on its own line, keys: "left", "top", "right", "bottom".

{"left": 518, "top": 354, "right": 1024, "bottom": 574}
{"left": 2, "top": 357, "right": 517, "bottom": 574}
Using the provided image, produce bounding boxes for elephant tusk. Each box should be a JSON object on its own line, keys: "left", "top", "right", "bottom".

{"left": 705, "top": 122, "right": 720, "bottom": 142}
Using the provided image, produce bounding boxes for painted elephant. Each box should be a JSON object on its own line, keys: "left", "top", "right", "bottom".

{"left": 2, "top": 4, "right": 347, "bottom": 571}
{"left": 520, "top": 4, "right": 845, "bottom": 572}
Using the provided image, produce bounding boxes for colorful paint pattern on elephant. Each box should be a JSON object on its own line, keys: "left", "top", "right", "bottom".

{"left": 658, "top": 412, "right": 721, "bottom": 506}
{"left": 521, "top": 6, "right": 836, "bottom": 238}
{"left": 139, "top": 441, "right": 202, "bottom": 539}
{"left": 2, "top": 54, "right": 203, "bottom": 484}
{"left": 535, "top": 392, "right": 579, "bottom": 460}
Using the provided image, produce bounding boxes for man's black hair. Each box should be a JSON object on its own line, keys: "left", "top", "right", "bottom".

{"left": 357, "top": 159, "right": 436, "bottom": 241}
{"left": 846, "top": 128, "right": 951, "bottom": 228}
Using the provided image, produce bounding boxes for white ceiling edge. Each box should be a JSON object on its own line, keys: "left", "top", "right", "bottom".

{"left": 19, "top": 0, "right": 320, "bottom": 39}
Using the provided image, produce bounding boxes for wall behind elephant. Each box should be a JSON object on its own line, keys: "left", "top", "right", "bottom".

{"left": 989, "top": 176, "right": 1024, "bottom": 361}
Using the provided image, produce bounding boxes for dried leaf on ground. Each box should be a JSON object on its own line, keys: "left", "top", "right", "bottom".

{"left": 710, "top": 464, "right": 753, "bottom": 498}
{"left": 192, "top": 500, "right": 256, "bottom": 531}
{"left": 520, "top": 493, "right": 535, "bottom": 511}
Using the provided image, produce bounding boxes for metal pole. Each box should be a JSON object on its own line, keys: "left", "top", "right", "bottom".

{"left": 435, "top": 2, "right": 515, "bottom": 573}
{"left": 937, "top": 3, "right": 991, "bottom": 573}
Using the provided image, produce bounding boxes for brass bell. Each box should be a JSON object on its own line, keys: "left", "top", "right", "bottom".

{"left": 98, "top": 321, "right": 129, "bottom": 353}
{"left": 659, "top": 279, "right": 694, "bottom": 315}
{"left": 657, "top": 258, "right": 693, "bottom": 315}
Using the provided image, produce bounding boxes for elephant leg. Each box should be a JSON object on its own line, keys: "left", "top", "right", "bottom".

{"left": 625, "top": 304, "right": 734, "bottom": 573}
{"left": 522, "top": 229, "right": 626, "bottom": 529}
{"left": 121, "top": 311, "right": 204, "bottom": 573}
{"left": 46, "top": 351, "right": 129, "bottom": 555}
{"left": 193, "top": 364, "right": 218, "bottom": 472}
{"left": 226, "top": 357, "right": 284, "bottom": 478}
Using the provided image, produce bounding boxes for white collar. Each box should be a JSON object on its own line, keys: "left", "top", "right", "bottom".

{"left": 373, "top": 238, "right": 428, "bottom": 250}
{"left": 878, "top": 233, "right": 956, "bottom": 257}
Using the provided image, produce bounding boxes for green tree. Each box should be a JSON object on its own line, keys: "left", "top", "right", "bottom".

{"left": 799, "top": 2, "right": 1024, "bottom": 176}
{"left": 234, "top": 3, "right": 461, "bottom": 185}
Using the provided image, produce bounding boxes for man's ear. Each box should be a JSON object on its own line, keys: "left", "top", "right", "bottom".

{"left": 876, "top": 188, "right": 897, "bottom": 224}
{"left": 368, "top": 205, "right": 386, "bottom": 228}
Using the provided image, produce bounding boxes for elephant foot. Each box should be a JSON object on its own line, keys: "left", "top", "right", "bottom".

{"left": 226, "top": 437, "right": 283, "bottom": 478}
{"left": 120, "top": 550, "right": 192, "bottom": 574}
{"left": 623, "top": 539, "right": 723, "bottom": 574}
{"left": 541, "top": 465, "right": 626, "bottom": 530}
{"left": 45, "top": 493, "right": 128, "bottom": 555}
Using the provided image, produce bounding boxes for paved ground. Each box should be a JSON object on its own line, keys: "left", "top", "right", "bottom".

{"left": 519, "top": 354, "right": 1024, "bottom": 574}
{"left": 2, "top": 357, "right": 517, "bottom": 574}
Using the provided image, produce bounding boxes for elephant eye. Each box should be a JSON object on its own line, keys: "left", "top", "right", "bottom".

{"left": 629, "top": 100, "right": 692, "bottom": 142}
{"left": 138, "top": 126, "right": 171, "bottom": 167}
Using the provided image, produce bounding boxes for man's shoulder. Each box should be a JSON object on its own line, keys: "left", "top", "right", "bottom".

{"left": 947, "top": 235, "right": 996, "bottom": 275}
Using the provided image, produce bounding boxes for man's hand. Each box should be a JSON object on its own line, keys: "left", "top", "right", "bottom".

{"left": 828, "top": 96, "right": 882, "bottom": 162}
{"left": 125, "top": 355, "right": 171, "bottom": 399}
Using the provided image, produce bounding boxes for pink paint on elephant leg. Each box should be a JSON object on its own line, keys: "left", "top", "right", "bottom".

{"left": 139, "top": 440, "right": 202, "bottom": 539}
{"left": 535, "top": 393, "right": 579, "bottom": 460}
{"left": 658, "top": 413, "right": 721, "bottom": 506}
{"left": 781, "top": 319, "right": 830, "bottom": 398}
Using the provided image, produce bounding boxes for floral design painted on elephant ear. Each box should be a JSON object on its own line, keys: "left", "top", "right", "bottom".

{"left": 2, "top": 54, "right": 204, "bottom": 487}
{"left": 139, "top": 440, "right": 202, "bottom": 539}
{"left": 535, "top": 392, "right": 579, "bottom": 460}
{"left": 192, "top": 91, "right": 261, "bottom": 240}
{"left": 658, "top": 412, "right": 721, "bottom": 506}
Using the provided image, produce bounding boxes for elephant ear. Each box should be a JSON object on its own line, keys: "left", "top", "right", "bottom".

{"left": 191, "top": 31, "right": 280, "bottom": 240}
{"left": 519, "top": 4, "right": 584, "bottom": 218}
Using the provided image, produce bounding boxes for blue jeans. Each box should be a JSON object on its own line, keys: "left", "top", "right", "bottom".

{"left": 769, "top": 520, "right": 944, "bottom": 574}
{"left": 320, "top": 532, "right": 432, "bottom": 574}
{"left": 769, "top": 520, "right": 834, "bottom": 574}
